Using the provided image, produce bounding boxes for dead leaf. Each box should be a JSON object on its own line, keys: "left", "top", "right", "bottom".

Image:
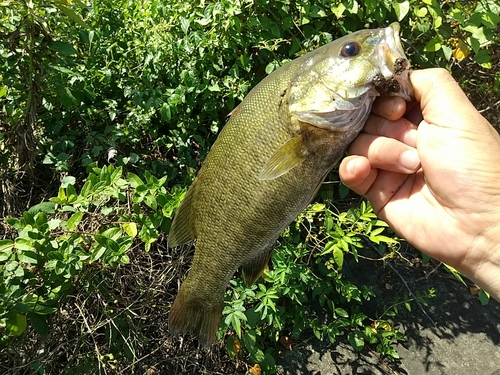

{"left": 249, "top": 364, "right": 261, "bottom": 375}
{"left": 469, "top": 284, "right": 480, "bottom": 296}
{"left": 234, "top": 337, "right": 242, "bottom": 355}
{"left": 453, "top": 39, "right": 470, "bottom": 61}
{"left": 279, "top": 335, "right": 292, "bottom": 350}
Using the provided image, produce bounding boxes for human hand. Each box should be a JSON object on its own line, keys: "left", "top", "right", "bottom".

{"left": 339, "top": 68, "right": 500, "bottom": 300}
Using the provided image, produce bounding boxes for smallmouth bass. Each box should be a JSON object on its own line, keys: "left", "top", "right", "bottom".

{"left": 168, "top": 22, "right": 413, "bottom": 345}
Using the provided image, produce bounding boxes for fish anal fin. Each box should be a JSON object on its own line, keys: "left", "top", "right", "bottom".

{"left": 168, "top": 181, "right": 197, "bottom": 248}
{"left": 242, "top": 248, "right": 273, "bottom": 287}
{"left": 169, "top": 288, "right": 223, "bottom": 346}
{"left": 258, "top": 135, "right": 308, "bottom": 180}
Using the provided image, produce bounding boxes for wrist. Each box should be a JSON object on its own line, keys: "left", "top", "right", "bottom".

{"left": 465, "top": 225, "right": 500, "bottom": 301}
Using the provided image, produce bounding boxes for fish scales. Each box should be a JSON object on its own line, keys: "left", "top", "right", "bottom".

{"left": 168, "top": 22, "right": 414, "bottom": 345}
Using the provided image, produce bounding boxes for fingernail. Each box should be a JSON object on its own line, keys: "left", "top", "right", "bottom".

{"left": 347, "top": 158, "right": 358, "bottom": 175}
{"left": 403, "top": 128, "right": 418, "bottom": 146}
{"left": 400, "top": 149, "right": 420, "bottom": 171}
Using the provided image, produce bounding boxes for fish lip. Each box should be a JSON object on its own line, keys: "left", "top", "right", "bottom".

{"left": 379, "top": 22, "right": 414, "bottom": 101}
{"left": 393, "top": 69, "right": 414, "bottom": 101}
{"left": 386, "top": 23, "right": 405, "bottom": 58}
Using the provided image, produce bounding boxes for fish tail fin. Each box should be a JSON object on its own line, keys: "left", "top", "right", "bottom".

{"left": 169, "top": 288, "right": 223, "bottom": 346}
{"left": 242, "top": 248, "right": 273, "bottom": 286}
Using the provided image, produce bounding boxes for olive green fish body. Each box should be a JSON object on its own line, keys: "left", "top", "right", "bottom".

{"left": 168, "top": 23, "right": 413, "bottom": 345}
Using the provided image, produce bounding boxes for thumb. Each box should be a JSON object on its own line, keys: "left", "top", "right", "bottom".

{"left": 410, "top": 68, "right": 489, "bottom": 132}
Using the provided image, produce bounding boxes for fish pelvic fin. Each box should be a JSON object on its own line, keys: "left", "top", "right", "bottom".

{"left": 169, "top": 289, "right": 223, "bottom": 347}
{"left": 258, "top": 135, "right": 308, "bottom": 180}
{"left": 168, "top": 181, "right": 197, "bottom": 247}
{"left": 242, "top": 248, "right": 273, "bottom": 286}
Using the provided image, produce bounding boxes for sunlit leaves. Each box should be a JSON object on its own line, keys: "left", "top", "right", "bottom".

{"left": 0, "top": 163, "right": 183, "bottom": 344}
{"left": 424, "top": 36, "right": 443, "bottom": 52}
{"left": 393, "top": 1, "right": 410, "bottom": 21}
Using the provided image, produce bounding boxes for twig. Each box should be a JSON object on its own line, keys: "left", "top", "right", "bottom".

{"left": 366, "top": 346, "right": 400, "bottom": 375}
{"left": 425, "top": 261, "right": 442, "bottom": 279}
{"left": 366, "top": 241, "right": 437, "bottom": 327}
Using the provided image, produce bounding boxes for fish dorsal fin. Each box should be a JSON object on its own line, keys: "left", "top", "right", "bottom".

{"left": 258, "top": 135, "right": 308, "bottom": 180}
{"left": 168, "top": 181, "right": 197, "bottom": 247}
{"left": 242, "top": 247, "right": 273, "bottom": 286}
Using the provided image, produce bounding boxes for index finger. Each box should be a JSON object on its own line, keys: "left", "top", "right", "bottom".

{"left": 371, "top": 96, "right": 406, "bottom": 121}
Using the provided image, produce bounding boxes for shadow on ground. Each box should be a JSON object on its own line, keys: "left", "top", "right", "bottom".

{"left": 277, "top": 250, "right": 500, "bottom": 375}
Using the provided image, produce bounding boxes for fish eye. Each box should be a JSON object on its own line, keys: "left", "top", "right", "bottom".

{"left": 340, "top": 42, "right": 361, "bottom": 57}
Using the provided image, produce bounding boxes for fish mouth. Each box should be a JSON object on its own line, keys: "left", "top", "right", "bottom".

{"left": 375, "top": 22, "right": 414, "bottom": 101}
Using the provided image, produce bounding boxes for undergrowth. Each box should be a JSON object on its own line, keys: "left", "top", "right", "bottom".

{"left": 1, "top": 0, "right": 499, "bottom": 374}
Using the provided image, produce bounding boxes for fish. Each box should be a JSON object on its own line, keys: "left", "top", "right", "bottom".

{"left": 168, "top": 22, "right": 414, "bottom": 346}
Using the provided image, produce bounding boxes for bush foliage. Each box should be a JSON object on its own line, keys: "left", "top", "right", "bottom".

{"left": 0, "top": 0, "right": 498, "bottom": 374}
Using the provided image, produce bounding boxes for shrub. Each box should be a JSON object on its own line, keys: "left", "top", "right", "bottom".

{"left": 0, "top": 0, "right": 498, "bottom": 374}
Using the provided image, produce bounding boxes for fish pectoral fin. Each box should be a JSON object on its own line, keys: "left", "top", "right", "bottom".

{"left": 242, "top": 248, "right": 273, "bottom": 286}
{"left": 168, "top": 181, "right": 197, "bottom": 247}
{"left": 258, "top": 135, "right": 308, "bottom": 180}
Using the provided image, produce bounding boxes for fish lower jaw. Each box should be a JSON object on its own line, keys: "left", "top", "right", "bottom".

{"left": 372, "top": 71, "right": 413, "bottom": 101}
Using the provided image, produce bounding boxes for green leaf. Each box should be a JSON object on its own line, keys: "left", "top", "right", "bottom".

{"left": 31, "top": 305, "right": 58, "bottom": 315}
{"left": 231, "top": 313, "right": 242, "bottom": 338}
{"left": 0, "top": 239, "right": 14, "bottom": 252}
{"left": 144, "top": 195, "right": 158, "bottom": 210}
{"left": 28, "top": 202, "right": 56, "bottom": 215}
{"left": 102, "top": 227, "right": 123, "bottom": 241}
{"left": 95, "top": 234, "right": 119, "bottom": 252}
{"left": 58, "top": 87, "right": 77, "bottom": 108}
{"left": 481, "top": 12, "right": 500, "bottom": 29}
{"left": 122, "top": 222, "right": 138, "bottom": 237}
{"left": 370, "top": 227, "right": 385, "bottom": 237}
{"left": 333, "top": 247, "right": 344, "bottom": 268}
{"left": 67, "top": 211, "right": 83, "bottom": 231}
{"left": 61, "top": 176, "right": 76, "bottom": 188}
{"left": 393, "top": 1, "right": 410, "bottom": 21}
{"left": 54, "top": 2, "right": 88, "bottom": 28}
{"left": 160, "top": 103, "right": 171, "bottom": 122}
{"left": 29, "top": 313, "right": 49, "bottom": 336}
{"left": 15, "top": 238, "right": 33, "bottom": 251}
{"left": 90, "top": 244, "right": 106, "bottom": 262}
{"left": 0, "top": 250, "right": 12, "bottom": 262}
{"left": 243, "top": 329, "right": 257, "bottom": 350}
{"left": 348, "top": 331, "right": 364, "bottom": 351}
{"left": 49, "top": 41, "right": 78, "bottom": 55}
{"left": 249, "top": 347, "right": 266, "bottom": 363}
{"left": 80, "top": 180, "right": 92, "bottom": 197}
{"left": 180, "top": 18, "right": 190, "bottom": 34}
{"left": 17, "top": 250, "right": 38, "bottom": 264}
{"left": 335, "top": 307, "right": 348, "bottom": 318}
{"left": 443, "top": 263, "right": 467, "bottom": 286}
{"left": 441, "top": 44, "right": 452, "bottom": 61}
{"left": 127, "top": 173, "right": 144, "bottom": 188}
{"left": 331, "top": 3, "right": 346, "bottom": 18}
{"left": 0, "top": 85, "right": 7, "bottom": 98}
{"left": 50, "top": 65, "right": 75, "bottom": 75}
{"left": 110, "top": 166, "right": 123, "bottom": 185}
{"left": 338, "top": 182, "right": 350, "bottom": 199}
{"left": 226, "top": 335, "right": 237, "bottom": 356}
{"left": 415, "top": 6, "right": 428, "bottom": 17}
{"left": 423, "top": 36, "right": 443, "bottom": 52}
{"left": 6, "top": 312, "right": 27, "bottom": 336}
{"left": 478, "top": 290, "right": 490, "bottom": 306}
{"left": 474, "top": 49, "right": 491, "bottom": 64}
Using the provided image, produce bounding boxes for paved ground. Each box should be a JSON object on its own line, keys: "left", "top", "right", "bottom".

{"left": 276, "top": 255, "right": 500, "bottom": 375}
